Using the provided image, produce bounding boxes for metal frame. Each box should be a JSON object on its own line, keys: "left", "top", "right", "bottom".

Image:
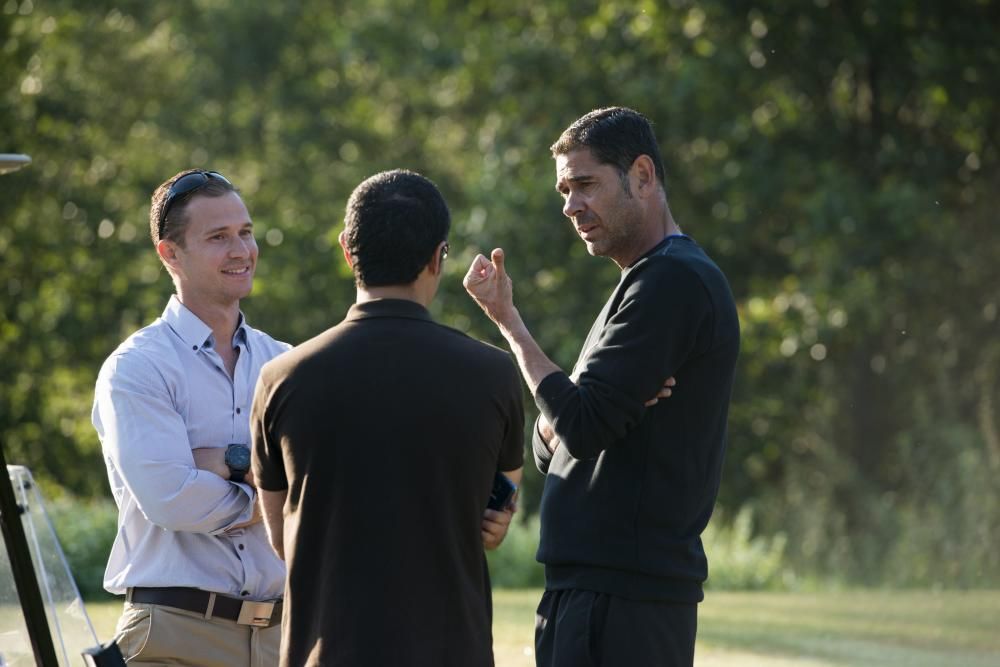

{"left": 2, "top": 441, "right": 60, "bottom": 666}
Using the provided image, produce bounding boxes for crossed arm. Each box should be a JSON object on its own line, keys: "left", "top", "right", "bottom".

{"left": 190, "top": 447, "right": 263, "bottom": 530}
{"left": 93, "top": 353, "right": 259, "bottom": 534}
{"left": 534, "top": 376, "right": 675, "bottom": 454}
{"left": 463, "top": 248, "right": 675, "bottom": 458}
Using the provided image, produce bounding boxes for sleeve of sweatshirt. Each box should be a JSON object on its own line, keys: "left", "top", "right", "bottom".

{"left": 532, "top": 415, "right": 554, "bottom": 474}
{"left": 534, "top": 259, "right": 710, "bottom": 460}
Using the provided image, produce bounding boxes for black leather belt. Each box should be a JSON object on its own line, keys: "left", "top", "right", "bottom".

{"left": 128, "top": 587, "right": 282, "bottom": 628}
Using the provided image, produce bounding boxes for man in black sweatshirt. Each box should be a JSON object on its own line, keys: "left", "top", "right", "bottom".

{"left": 464, "top": 107, "right": 740, "bottom": 666}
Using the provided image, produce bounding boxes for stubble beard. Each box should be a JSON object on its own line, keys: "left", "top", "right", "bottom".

{"left": 594, "top": 192, "right": 643, "bottom": 266}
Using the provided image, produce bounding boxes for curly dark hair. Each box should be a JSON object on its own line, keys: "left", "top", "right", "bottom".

{"left": 342, "top": 170, "right": 451, "bottom": 288}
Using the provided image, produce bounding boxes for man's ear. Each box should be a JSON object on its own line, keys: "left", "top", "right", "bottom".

{"left": 630, "top": 154, "right": 657, "bottom": 198}
{"left": 338, "top": 230, "right": 354, "bottom": 267}
{"left": 428, "top": 241, "right": 447, "bottom": 276}
{"left": 156, "top": 238, "right": 180, "bottom": 271}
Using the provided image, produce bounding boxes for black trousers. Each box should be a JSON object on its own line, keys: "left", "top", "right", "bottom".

{"left": 534, "top": 589, "right": 697, "bottom": 667}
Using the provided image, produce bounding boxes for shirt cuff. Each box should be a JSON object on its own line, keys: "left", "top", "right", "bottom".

{"left": 532, "top": 417, "right": 553, "bottom": 474}
{"left": 225, "top": 482, "right": 257, "bottom": 529}
{"left": 535, "top": 370, "right": 575, "bottom": 423}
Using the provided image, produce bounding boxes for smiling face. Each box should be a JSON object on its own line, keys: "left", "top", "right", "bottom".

{"left": 158, "top": 191, "right": 258, "bottom": 311}
{"left": 555, "top": 149, "right": 645, "bottom": 268}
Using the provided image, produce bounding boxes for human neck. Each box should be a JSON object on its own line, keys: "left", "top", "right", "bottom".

{"left": 356, "top": 283, "right": 433, "bottom": 309}
{"left": 661, "top": 210, "right": 682, "bottom": 239}
{"left": 614, "top": 209, "right": 682, "bottom": 270}
{"left": 175, "top": 292, "right": 241, "bottom": 347}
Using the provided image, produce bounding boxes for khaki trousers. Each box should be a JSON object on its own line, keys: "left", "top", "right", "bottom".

{"left": 114, "top": 601, "right": 280, "bottom": 666}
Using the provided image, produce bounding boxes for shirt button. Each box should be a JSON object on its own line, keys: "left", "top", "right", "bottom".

{"left": 241, "top": 590, "right": 249, "bottom": 597}
{"left": 192, "top": 345, "right": 198, "bottom": 351}
{"left": 236, "top": 408, "right": 242, "bottom": 414}
{"left": 238, "top": 544, "right": 245, "bottom": 550}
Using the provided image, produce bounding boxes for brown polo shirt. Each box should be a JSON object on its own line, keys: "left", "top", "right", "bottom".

{"left": 252, "top": 298, "right": 524, "bottom": 667}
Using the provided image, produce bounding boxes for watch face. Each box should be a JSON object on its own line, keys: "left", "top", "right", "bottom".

{"left": 226, "top": 444, "right": 251, "bottom": 471}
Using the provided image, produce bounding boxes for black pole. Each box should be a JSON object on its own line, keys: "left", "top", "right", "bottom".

{"left": 0, "top": 440, "right": 60, "bottom": 666}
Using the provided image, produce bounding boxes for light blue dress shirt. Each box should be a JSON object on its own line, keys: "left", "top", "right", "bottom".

{"left": 92, "top": 295, "right": 291, "bottom": 600}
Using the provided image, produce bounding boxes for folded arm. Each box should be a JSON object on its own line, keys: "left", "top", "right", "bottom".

{"left": 191, "top": 447, "right": 262, "bottom": 529}
{"left": 466, "top": 249, "right": 689, "bottom": 465}
{"left": 533, "top": 263, "right": 704, "bottom": 459}
{"left": 93, "top": 352, "right": 256, "bottom": 533}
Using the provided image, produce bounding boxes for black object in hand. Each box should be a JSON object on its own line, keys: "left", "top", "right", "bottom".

{"left": 487, "top": 471, "right": 517, "bottom": 511}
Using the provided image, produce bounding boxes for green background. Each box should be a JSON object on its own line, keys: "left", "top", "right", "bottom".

{"left": 2, "top": 0, "right": 998, "bottom": 590}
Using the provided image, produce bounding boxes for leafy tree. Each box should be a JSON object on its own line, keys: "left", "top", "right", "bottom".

{"left": 2, "top": 0, "right": 997, "bottom": 585}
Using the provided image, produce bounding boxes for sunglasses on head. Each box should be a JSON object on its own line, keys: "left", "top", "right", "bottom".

{"left": 157, "top": 170, "right": 232, "bottom": 241}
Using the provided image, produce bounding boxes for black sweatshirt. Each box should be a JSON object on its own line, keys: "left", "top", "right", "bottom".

{"left": 532, "top": 235, "right": 740, "bottom": 603}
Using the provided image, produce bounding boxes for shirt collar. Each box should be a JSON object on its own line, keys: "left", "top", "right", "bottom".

{"left": 345, "top": 298, "right": 433, "bottom": 323}
{"left": 627, "top": 233, "right": 694, "bottom": 269}
{"left": 162, "top": 295, "right": 249, "bottom": 350}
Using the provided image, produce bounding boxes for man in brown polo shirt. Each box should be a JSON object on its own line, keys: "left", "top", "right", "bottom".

{"left": 250, "top": 169, "right": 525, "bottom": 667}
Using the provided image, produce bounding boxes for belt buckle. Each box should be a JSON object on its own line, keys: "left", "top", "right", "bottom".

{"left": 237, "top": 600, "right": 275, "bottom": 627}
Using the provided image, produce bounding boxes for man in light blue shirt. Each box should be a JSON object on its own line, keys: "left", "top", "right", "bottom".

{"left": 92, "top": 169, "right": 288, "bottom": 666}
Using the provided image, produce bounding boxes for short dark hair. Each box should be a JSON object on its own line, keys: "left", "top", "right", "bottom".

{"left": 343, "top": 169, "right": 451, "bottom": 288}
{"left": 149, "top": 169, "right": 238, "bottom": 246}
{"left": 550, "top": 107, "right": 667, "bottom": 191}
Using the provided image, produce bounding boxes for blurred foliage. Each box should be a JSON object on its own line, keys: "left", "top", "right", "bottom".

{"left": 486, "top": 513, "right": 545, "bottom": 589}
{"left": 46, "top": 495, "right": 118, "bottom": 600}
{"left": 702, "top": 507, "right": 789, "bottom": 591}
{"left": 489, "top": 506, "right": 791, "bottom": 591}
{"left": 2, "top": 0, "right": 998, "bottom": 586}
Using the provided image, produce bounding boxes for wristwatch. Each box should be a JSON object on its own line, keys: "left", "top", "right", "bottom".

{"left": 225, "top": 444, "right": 251, "bottom": 483}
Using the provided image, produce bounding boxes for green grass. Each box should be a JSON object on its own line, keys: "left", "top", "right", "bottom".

{"left": 697, "top": 590, "right": 1000, "bottom": 666}
{"left": 75, "top": 590, "right": 1000, "bottom": 666}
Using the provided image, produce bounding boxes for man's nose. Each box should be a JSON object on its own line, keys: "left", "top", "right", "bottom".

{"left": 230, "top": 236, "right": 252, "bottom": 257}
{"left": 562, "top": 192, "right": 584, "bottom": 219}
